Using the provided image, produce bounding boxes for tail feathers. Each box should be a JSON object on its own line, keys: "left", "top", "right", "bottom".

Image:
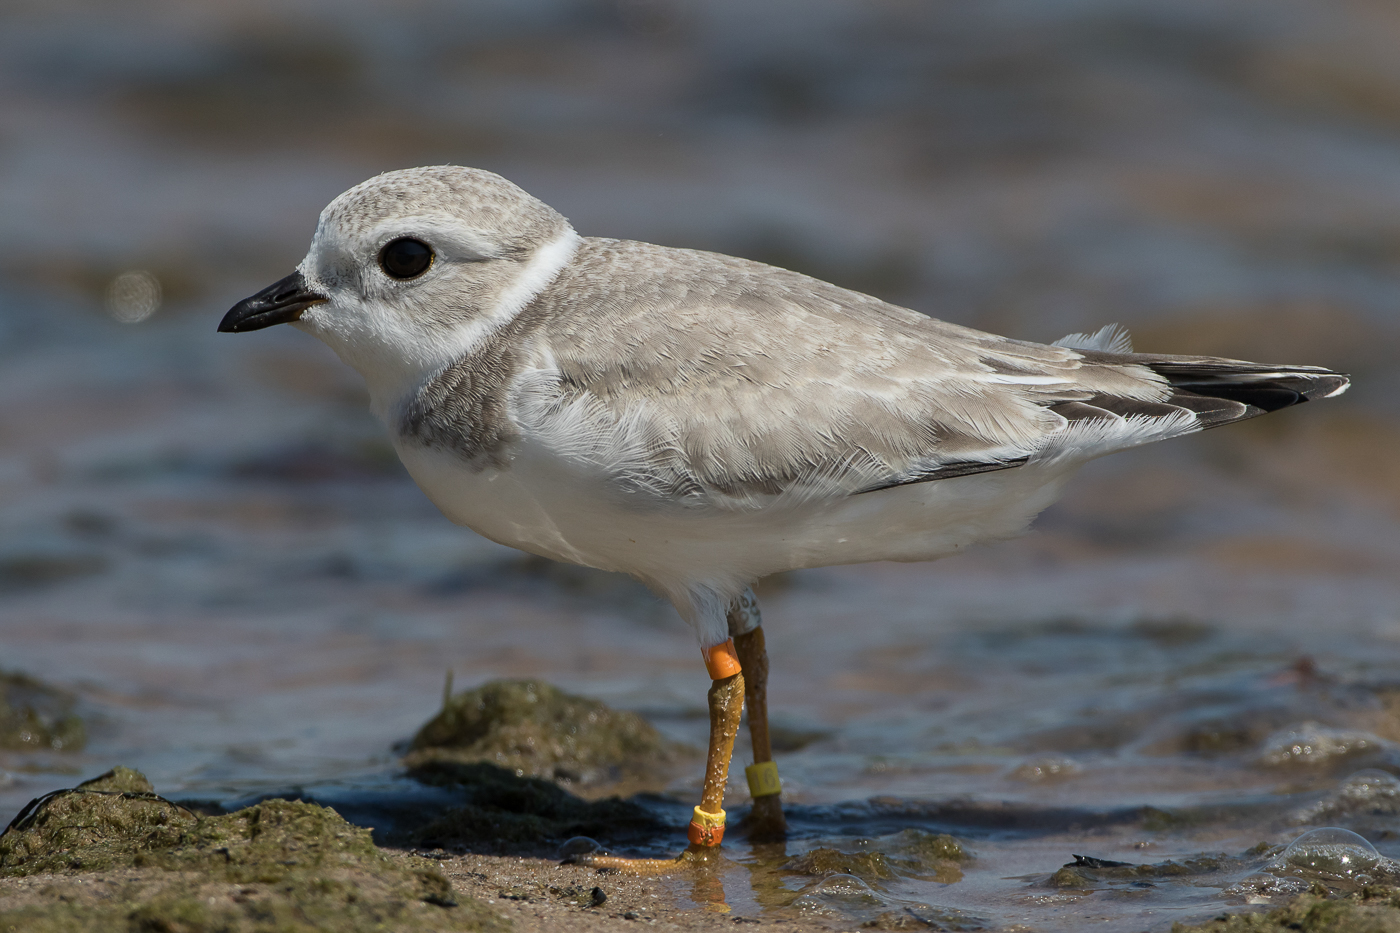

{"left": 1068, "top": 351, "right": 1350, "bottom": 432}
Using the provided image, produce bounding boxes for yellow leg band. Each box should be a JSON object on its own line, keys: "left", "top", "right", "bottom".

{"left": 687, "top": 806, "right": 727, "bottom": 846}
{"left": 691, "top": 805, "right": 726, "bottom": 829}
{"left": 745, "top": 761, "right": 782, "bottom": 798}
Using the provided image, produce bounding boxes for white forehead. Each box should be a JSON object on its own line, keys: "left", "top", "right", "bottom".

{"left": 311, "top": 165, "right": 569, "bottom": 259}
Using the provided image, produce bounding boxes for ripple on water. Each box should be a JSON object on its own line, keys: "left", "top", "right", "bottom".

{"left": 792, "top": 873, "right": 884, "bottom": 913}
{"left": 1008, "top": 755, "right": 1082, "bottom": 783}
{"left": 791, "top": 872, "right": 983, "bottom": 932}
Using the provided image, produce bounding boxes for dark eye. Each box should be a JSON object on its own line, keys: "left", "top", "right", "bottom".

{"left": 379, "top": 238, "right": 434, "bottom": 279}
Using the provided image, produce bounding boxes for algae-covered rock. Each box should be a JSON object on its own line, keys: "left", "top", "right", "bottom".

{"left": 0, "top": 670, "right": 85, "bottom": 752}
{"left": 406, "top": 760, "right": 664, "bottom": 853}
{"left": 1172, "top": 888, "right": 1400, "bottom": 932}
{"left": 405, "top": 679, "right": 685, "bottom": 789}
{"left": 1048, "top": 866, "right": 1096, "bottom": 889}
{"left": 0, "top": 775, "right": 192, "bottom": 875}
{"left": 0, "top": 767, "right": 505, "bottom": 932}
{"left": 784, "top": 831, "right": 970, "bottom": 888}
{"left": 1048, "top": 852, "right": 1244, "bottom": 892}
{"left": 785, "top": 848, "right": 899, "bottom": 885}
{"left": 880, "top": 829, "right": 969, "bottom": 866}
{"left": 77, "top": 766, "right": 154, "bottom": 794}
{"left": 860, "top": 905, "right": 988, "bottom": 931}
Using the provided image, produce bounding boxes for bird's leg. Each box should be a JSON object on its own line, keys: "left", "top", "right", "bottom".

{"left": 729, "top": 590, "right": 787, "bottom": 841}
{"left": 567, "top": 639, "right": 746, "bottom": 875}
{"left": 693, "top": 661, "right": 745, "bottom": 843}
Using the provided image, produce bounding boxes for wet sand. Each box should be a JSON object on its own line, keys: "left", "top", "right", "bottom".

{"left": 0, "top": 851, "right": 842, "bottom": 933}
{"left": 441, "top": 853, "right": 834, "bottom": 932}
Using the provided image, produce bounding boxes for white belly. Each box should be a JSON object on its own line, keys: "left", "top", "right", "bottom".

{"left": 394, "top": 438, "right": 1080, "bottom": 592}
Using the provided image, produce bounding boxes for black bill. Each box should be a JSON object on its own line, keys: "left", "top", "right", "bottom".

{"left": 218, "top": 271, "right": 327, "bottom": 333}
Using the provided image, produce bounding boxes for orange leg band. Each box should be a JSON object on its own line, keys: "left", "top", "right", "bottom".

{"left": 701, "top": 638, "right": 742, "bottom": 680}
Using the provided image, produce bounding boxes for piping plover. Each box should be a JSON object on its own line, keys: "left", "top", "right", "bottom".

{"left": 220, "top": 165, "right": 1349, "bottom": 860}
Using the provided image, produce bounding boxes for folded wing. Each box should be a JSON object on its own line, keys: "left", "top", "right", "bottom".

{"left": 507, "top": 240, "right": 1348, "bottom": 508}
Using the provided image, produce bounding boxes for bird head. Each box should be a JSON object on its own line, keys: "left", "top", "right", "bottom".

{"left": 218, "top": 165, "right": 577, "bottom": 415}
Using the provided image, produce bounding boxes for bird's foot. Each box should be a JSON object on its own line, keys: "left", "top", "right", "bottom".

{"left": 566, "top": 843, "right": 725, "bottom": 876}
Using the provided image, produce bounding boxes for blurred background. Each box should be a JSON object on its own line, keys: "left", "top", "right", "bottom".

{"left": 2, "top": 0, "right": 1400, "bottom": 923}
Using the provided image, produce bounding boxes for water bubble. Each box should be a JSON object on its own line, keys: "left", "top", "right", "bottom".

{"left": 1338, "top": 769, "right": 1400, "bottom": 804}
{"left": 1276, "top": 828, "right": 1381, "bottom": 882}
{"left": 1256, "top": 722, "right": 1382, "bottom": 769}
{"left": 106, "top": 270, "right": 162, "bottom": 324}
{"left": 557, "top": 836, "right": 604, "bottom": 860}
{"left": 1009, "top": 756, "right": 1081, "bottom": 783}
{"left": 1293, "top": 769, "right": 1400, "bottom": 823}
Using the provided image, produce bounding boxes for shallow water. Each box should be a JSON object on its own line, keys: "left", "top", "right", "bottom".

{"left": 3, "top": 1, "right": 1400, "bottom": 930}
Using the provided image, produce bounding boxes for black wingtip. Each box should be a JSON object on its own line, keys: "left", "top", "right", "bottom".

{"left": 1192, "top": 384, "right": 1304, "bottom": 412}
{"left": 1148, "top": 363, "right": 1351, "bottom": 429}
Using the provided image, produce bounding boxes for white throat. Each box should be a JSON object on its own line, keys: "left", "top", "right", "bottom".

{"left": 310, "top": 227, "right": 581, "bottom": 422}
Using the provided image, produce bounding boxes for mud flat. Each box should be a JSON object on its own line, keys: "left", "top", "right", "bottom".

{"left": 12, "top": 676, "right": 1400, "bottom": 929}
{"left": 10, "top": 767, "right": 1400, "bottom": 933}
{"left": 0, "top": 765, "right": 851, "bottom": 933}
{"left": 0, "top": 679, "right": 971, "bottom": 931}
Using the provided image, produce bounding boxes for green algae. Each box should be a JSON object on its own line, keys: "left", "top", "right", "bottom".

{"left": 783, "top": 831, "right": 970, "bottom": 888}
{"left": 1048, "top": 866, "right": 1096, "bottom": 889}
{"left": 861, "top": 910, "right": 936, "bottom": 930}
{"left": 0, "top": 770, "right": 192, "bottom": 875}
{"left": 1174, "top": 888, "right": 1400, "bottom": 932}
{"left": 859, "top": 906, "right": 984, "bottom": 930}
{"left": 1048, "top": 852, "right": 1241, "bottom": 890}
{"left": 405, "top": 679, "right": 685, "bottom": 789}
{"left": 785, "top": 848, "right": 899, "bottom": 885}
{"left": 77, "top": 766, "right": 153, "bottom": 794}
{"left": 880, "top": 830, "right": 969, "bottom": 865}
{"left": 405, "top": 760, "right": 663, "bottom": 852}
{"left": 0, "top": 670, "right": 85, "bottom": 752}
{"left": 0, "top": 767, "right": 506, "bottom": 932}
